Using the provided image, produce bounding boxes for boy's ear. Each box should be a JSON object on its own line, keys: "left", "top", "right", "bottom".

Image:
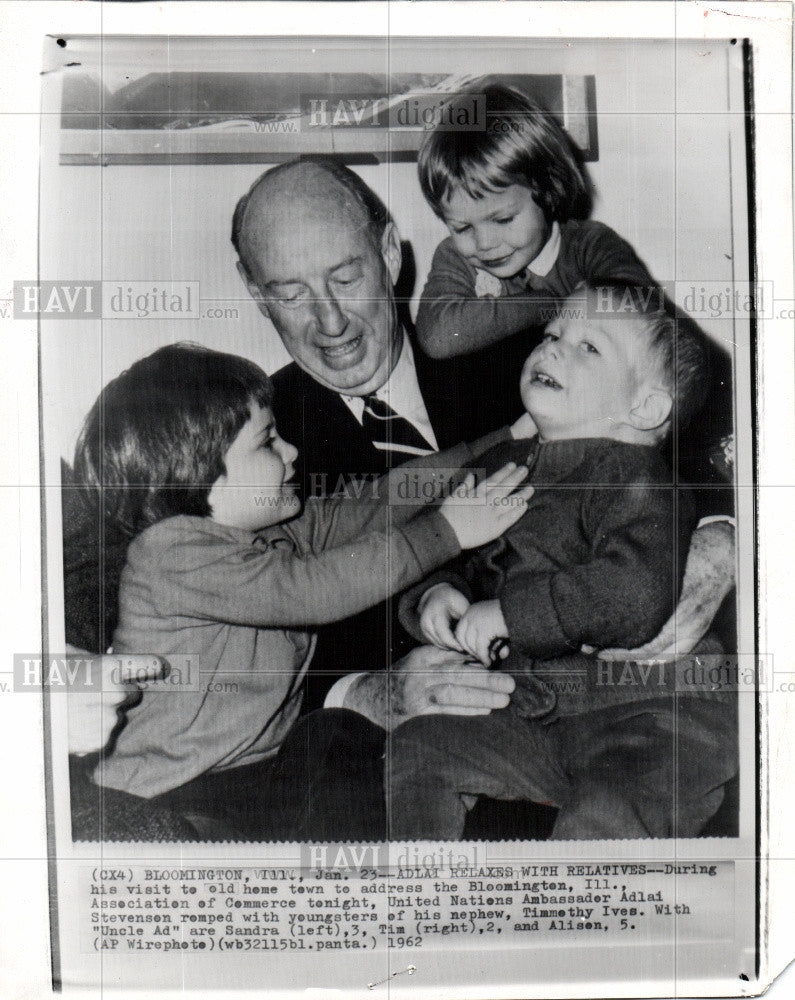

{"left": 236, "top": 260, "right": 272, "bottom": 322}
{"left": 629, "top": 385, "right": 673, "bottom": 432}
{"left": 380, "top": 221, "right": 402, "bottom": 286}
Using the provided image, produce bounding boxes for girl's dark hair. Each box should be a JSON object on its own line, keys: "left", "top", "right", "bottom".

{"left": 73, "top": 343, "right": 273, "bottom": 542}
{"left": 418, "top": 81, "right": 589, "bottom": 223}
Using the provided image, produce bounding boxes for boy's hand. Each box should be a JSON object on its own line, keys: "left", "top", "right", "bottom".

{"left": 418, "top": 583, "right": 470, "bottom": 651}
{"left": 440, "top": 462, "right": 533, "bottom": 549}
{"left": 455, "top": 599, "right": 509, "bottom": 666}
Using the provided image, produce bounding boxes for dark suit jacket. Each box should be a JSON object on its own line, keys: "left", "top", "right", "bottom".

{"left": 271, "top": 334, "right": 520, "bottom": 708}
{"left": 271, "top": 337, "right": 515, "bottom": 498}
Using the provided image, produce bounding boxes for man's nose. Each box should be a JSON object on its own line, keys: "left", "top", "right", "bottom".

{"left": 314, "top": 292, "right": 347, "bottom": 338}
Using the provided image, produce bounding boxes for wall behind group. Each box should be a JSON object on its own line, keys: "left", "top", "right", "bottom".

{"left": 41, "top": 38, "right": 747, "bottom": 461}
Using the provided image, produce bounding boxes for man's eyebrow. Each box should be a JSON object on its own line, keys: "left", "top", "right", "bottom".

{"left": 263, "top": 277, "right": 302, "bottom": 290}
{"left": 263, "top": 256, "right": 363, "bottom": 290}
{"left": 261, "top": 280, "right": 300, "bottom": 298}
{"left": 329, "top": 255, "right": 363, "bottom": 274}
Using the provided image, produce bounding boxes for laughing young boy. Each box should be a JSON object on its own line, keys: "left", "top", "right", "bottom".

{"left": 390, "top": 283, "right": 737, "bottom": 841}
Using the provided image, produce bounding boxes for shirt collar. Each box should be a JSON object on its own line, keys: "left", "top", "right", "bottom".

{"left": 383, "top": 329, "right": 419, "bottom": 405}
{"left": 342, "top": 329, "right": 414, "bottom": 407}
{"left": 526, "top": 221, "right": 561, "bottom": 278}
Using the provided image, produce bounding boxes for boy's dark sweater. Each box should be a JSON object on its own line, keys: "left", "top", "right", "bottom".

{"left": 402, "top": 435, "right": 700, "bottom": 717}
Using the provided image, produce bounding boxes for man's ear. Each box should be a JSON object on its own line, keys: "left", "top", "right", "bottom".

{"left": 380, "top": 221, "right": 402, "bottom": 286}
{"left": 236, "top": 260, "right": 271, "bottom": 322}
{"left": 629, "top": 386, "right": 673, "bottom": 432}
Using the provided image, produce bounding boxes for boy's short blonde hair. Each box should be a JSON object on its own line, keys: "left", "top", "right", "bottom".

{"left": 587, "top": 282, "right": 709, "bottom": 433}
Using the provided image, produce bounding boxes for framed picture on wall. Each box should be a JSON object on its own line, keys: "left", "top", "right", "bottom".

{"left": 59, "top": 42, "right": 598, "bottom": 164}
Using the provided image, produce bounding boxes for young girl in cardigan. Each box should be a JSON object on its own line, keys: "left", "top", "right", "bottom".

{"left": 415, "top": 81, "right": 655, "bottom": 431}
{"left": 73, "top": 342, "right": 530, "bottom": 838}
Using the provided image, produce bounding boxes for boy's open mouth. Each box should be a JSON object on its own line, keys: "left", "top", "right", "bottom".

{"left": 531, "top": 370, "right": 563, "bottom": 390}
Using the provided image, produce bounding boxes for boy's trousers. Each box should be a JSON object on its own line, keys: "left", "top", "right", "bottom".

{"left": 387, "top": 696, "right": 737, "bottom": 841}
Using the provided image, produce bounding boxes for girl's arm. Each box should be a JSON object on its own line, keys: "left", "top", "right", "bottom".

{"left": 416, "top": 225, "right": 656, "bottom": 361}
{"left": 574, "top": 221, "right": 656, "bottom": 289}
{"left": 149, "top": 510, "right": 461, "bottom": 630}
{"left": 416, "top": 239, "right": 552, "bottom": 359}
{"left": 298, "top": 424, "right": 513, "bottom": 552}
{"left": 148, "top": 463, "right": 530, "bottom": 631}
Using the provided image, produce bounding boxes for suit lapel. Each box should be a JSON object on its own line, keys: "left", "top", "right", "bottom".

{"left": 285, "top": 368, "right": 390, "bottom": 487}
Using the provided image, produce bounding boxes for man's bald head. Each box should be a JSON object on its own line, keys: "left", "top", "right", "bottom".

{"left": 232, "top": 159, "right": 390, "bottom": 286}
{"left": 231, "top": 158, "right": 404, "bottom": 396}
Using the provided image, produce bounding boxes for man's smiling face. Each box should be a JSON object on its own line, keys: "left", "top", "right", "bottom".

{"left": 239, "top": 167, "right": 402, "bottom": 396}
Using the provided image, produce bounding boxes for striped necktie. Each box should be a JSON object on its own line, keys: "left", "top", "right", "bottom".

{"left": 361, "top": 395, "right": 435, "bottom": 464}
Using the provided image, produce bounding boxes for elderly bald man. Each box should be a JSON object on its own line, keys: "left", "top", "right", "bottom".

{"left": 61, "top": 158, "right": 736, "bottom": 841}
{"left": 231, "top": 159, "right": 736, "bottom": 700}
{"left": 231, "top": 158, "right": 521, "bottom": 711}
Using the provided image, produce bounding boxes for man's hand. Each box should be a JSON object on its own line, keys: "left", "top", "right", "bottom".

{"left": 440, "top": 462, "right": 533, "bottom": 550}
{"left": 454, "top": 599, "right": 509, "bottom": 666}
{"left": 343, "top": 646, "right": 515, "bottom": 731}
{"left": 418, "top": 583, "right": 470, "bottom": 650}
{"left": 66, "top": 649, "right": 168, "bottom": 755}
{"left": 392, "top": 645, "right": 515, "bottom": 722}
{"left": 597, "top": 519, "right": 736, "bottom": 661}
{"left": 510, "top": 411, "right": 538, "bottom": 440}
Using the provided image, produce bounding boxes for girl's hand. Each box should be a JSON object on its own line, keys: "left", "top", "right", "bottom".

{"left": 454, "top": 600, "right": 509, "bottom": 667}
{"left": 510, "top": 411, "right": 538, "bottom": 440}
{"left": 418, "top": 583, "right": 471, "bottom": 651}
{"left": 440, "top": 462, "right": 533, "bottom": 549}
